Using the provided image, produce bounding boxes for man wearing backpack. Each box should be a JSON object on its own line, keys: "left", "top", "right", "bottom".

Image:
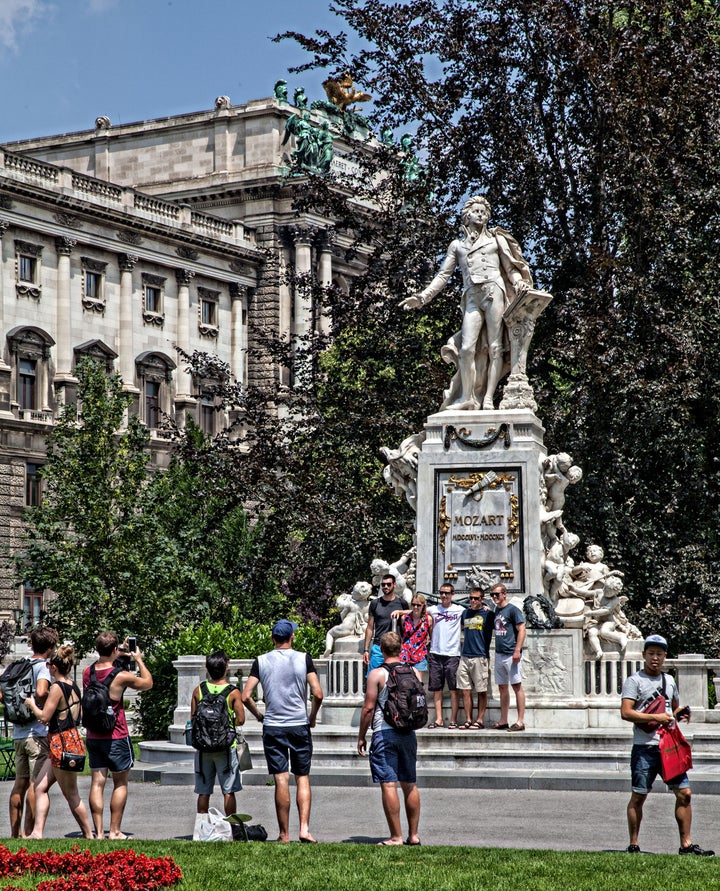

{"left": 82, "top": 631, "right": 153, "bottom": 839}
{"left": 241, "top": 619, "right": 323, "bottom": 843}
{"left": 190, "top": 651, "right": 245, "bottom": 817}
{"left": 357, "top": 632, "right": 421, "bottom": 847}
{"left": 2, "top": 626, "right": 58, "bottom": 837}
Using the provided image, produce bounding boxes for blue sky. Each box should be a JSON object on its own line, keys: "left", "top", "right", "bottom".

{"left": 0, "top": 0, "right": 349, "bottom": 143}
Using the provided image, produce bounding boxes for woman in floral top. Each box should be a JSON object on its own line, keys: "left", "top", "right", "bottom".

{"left": 398, "top": 594, "right": 434, "bottom": 686}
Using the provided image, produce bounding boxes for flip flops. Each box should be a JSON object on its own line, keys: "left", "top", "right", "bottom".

{"left": 508, "top": 722, "right": 526, "bottom": 732}
{"left": 427, "top": 721, "right": 444, "bottom": 729}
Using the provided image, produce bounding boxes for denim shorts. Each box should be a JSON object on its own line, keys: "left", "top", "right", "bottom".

{"left": 369, "top": 728, "right": 417, "bottom": 784}
{"left": 631, "top": 744, "right": 689, "bottom": 794}
{"left": 262, "top": 725, "right": 313, "bottom": 776}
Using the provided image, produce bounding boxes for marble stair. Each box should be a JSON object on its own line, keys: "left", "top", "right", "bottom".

{"left": 134, "top": 723, "right": 720, "bottom": 792}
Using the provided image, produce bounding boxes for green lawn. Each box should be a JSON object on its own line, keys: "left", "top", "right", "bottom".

{"left": 0, "top": 840, "right": 718, "bottom": 890}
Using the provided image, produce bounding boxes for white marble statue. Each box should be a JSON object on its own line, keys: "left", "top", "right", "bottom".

{"left": 399, "top": 195, "right": 535, "bottom": 411}
{"left": 370, "top": 549, "right": 415, "bottom": 605}
{"left": 380, "top": 431, "right": 426, "bottom": 512}
{"left": 584, "top": 575, "right": 641, "bottom": 660}
{"left": 539, "top": 452, "right": 583, "bottom": 545}
{"left": 322, "top": 581, "right": 372, "bottom": 657}
{"left": 567, "top": 544, "right": 624, "bottom": 601}
{"left": 542, "top": 530, "right": 580, "bottom": 603}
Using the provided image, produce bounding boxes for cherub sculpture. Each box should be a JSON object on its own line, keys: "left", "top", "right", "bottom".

{"left": 322, "top": 581, "right": 372, "bottom": 657}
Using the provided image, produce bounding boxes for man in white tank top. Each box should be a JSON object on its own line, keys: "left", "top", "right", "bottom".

{"left": 242, "top": 620, "right": 323, "bottom": 843}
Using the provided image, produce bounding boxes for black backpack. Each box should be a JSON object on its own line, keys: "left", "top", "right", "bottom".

{"left": 81, "top": 664, "right": 121, "bottom": 734}
{"left": 0, "top": 658, "right": 42, "bottom": 725}
{"left": 191, "top": 682, "right": 236, "bottom": 752}
{"left": 381, "top": 662, "right": 428, "bottom": 733}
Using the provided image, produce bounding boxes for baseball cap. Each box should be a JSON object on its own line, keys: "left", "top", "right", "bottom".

{"left": 272, "top": 619, "right": 298, "bottom": 638}
{"left": 643, "top": 634, "right": 668, "bottom": 652}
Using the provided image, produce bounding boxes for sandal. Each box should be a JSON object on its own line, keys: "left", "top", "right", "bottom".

{"left": 469, "top": 721, "right": 484, "bottom": 730}
{"left": 460, "top": 721, "right": 474, "bottom": 729}
{"left": 448, "top": 722, "right": 458, "bottom": 729}
{"left": 427, "top": 721, "right": 444, "bottom": 729}
{"left": 492, "top": 722, "right": 509, "bottom": 730}
{"left": 508, "top": 722, "right": 526, "bottom": 732}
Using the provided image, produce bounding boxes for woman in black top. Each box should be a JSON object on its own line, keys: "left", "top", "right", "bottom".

{"left": 25, "top": 644, "right": 93, "bottom": 838}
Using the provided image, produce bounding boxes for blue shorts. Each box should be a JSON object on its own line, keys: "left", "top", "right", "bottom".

{"left": 369, "top": 728, "right": 417, "bottom": 784}
{"left": 194, "top": 747, "right": 242, "bottom": 796}
{"left": 262, "top": 725, "right": 313, "bottom": 776}
{"left": 87, "top": 736, "right": 134, "bottom": 773}
{"left": 631, "top": 744, "right": 690, "bottom": 794}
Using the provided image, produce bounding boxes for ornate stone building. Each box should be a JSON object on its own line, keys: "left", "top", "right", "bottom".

{"left": 0, "top": 92, "right": 363, "bottom": 621}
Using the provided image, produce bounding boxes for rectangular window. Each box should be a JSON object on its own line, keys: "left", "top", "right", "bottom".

{"left": 19, "top": 255, "right": 37, "bottom": 283}
{"left": 26, "top": 463, "right": 42, "bottom": 507}
{"left": 201, "top": 299, "right": 217, "bottom": 327}
{"left": 85, "top": 271, "right": 102, "bottom": 300}
{"left": 18, "top": 358, "right": 37, "bottom": 410}
{"left": 146, "top": 380, "right": 160, "bottom": 428}
{"left": 22, "top": 587, "right": 43, "bottom": 627}
{"left": 145, "top": 285, "right": 161, "bottom": 314}
{"left": 200, "top": 395, "right": 215, "bottom": 436}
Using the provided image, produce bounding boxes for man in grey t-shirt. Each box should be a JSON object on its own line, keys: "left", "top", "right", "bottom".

{"left": 241, "top": 620, "right": 323, "bottom": 843}
{"left": 620, "top": 633, "right": 713, "bottom": 856}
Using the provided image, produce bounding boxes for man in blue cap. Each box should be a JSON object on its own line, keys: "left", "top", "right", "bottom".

{"left": 241, "top": 620, "right": 323, "bottom": 843}
{"left": 620, "top": 633, "right": 714, "bottom": 856}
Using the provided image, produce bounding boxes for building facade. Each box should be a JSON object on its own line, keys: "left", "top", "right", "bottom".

{"left": 0, "top": 90, "right": 364, "bottom": 621}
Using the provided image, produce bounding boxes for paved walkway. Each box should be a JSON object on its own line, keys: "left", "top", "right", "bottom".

{"left": 1, "top": 778, "right": 719, "bottom": 854}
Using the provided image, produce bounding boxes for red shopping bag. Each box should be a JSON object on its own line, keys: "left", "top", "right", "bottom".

{"left": 658, "top": 723, "right": 693, "bottom": 782}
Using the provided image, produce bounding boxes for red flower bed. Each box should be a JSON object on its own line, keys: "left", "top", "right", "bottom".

{"left": 0, "top": 845, "right": 182, "bottom": 891}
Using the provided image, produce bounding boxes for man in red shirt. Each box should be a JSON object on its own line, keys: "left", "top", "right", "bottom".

{"left": 82, "top": 631, "right": 153, "bottom": 839}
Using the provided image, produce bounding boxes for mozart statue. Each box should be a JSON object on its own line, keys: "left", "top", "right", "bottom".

{"left": 400, "top": 195, "right": 535, "bottom": 411}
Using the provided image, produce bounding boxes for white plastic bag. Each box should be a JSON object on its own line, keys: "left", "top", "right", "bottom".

{"left": 193, "top": 807, "right": 233, "bottom": 841}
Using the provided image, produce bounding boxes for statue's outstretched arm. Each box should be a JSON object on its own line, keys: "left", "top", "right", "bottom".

{"left": 399, "top": 243, "right": 458, "bottom": 311}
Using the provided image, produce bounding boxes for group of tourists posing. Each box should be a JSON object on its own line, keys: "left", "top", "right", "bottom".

{"left": 2, "top": 628, "right": 152, "bottom": 839}
{"left": 4, "top": 596, "right": 714, "bottom": 854}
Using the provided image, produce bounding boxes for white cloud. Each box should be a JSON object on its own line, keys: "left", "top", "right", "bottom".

{"left": 0, "top": 0, "right": 46, "bottom": 50}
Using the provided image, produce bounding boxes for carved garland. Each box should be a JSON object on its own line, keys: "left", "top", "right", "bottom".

{"left": 444, "top": 423, "right": 511, "bottom": 451}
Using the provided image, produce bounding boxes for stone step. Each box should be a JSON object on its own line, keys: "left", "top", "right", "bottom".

{"left": 129, "top": 760, "right": 720, "bottom": 794}
{"left": 136, "top": 727, "right": 720, "bottom": 792}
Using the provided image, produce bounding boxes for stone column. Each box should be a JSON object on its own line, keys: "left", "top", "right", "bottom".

{"left": 54, "top": 237, "right": 76, "bottom": 389}
{"left": 316, "top": 228, "right": 334, "bottom": 336}
{"left": 293, "top": 227, "right": 313, "bottom": 343}
{"left": 118, "top": 253, "right": 139, "bottom": 392}
{"left": 229, "top": 283, "right": 248, "bottom": 386}
{"left": 0, "top": 220, "right": 10, "bottom": 372}
{"left": 174, "top": 268, "right": 194, "bottom": 399}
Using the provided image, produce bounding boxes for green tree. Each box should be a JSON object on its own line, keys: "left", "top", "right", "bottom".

{"left": 275, "top": 0, "right": 720, "bottom": 652}
{"left": 14, "top": 359, "right": 281, "bottom": 653}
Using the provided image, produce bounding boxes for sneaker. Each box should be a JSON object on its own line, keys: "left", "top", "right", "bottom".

{"left": 626, "top": 844, "right": 641, "bottom": 854}
{"left": 679, "top": 844, "right": 715, "bottom": 856}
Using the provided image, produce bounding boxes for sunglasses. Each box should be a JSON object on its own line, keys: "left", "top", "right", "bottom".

{"left": 469, "top": 596, "right": 482, "bottom": 601}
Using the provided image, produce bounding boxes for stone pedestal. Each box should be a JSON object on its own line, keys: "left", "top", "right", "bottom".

{"left": 415, "top": 409, "right": 546, "bottom": 598}
{"left": 321, "top": 637, "right": 365, "bottom": 727}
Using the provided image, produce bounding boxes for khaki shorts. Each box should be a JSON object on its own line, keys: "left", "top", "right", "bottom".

{"left": 456, "top": 656, "right": 489, "bottom": 692}
{"left": 14, "top": 735, "right": 50, "bottom": 780}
